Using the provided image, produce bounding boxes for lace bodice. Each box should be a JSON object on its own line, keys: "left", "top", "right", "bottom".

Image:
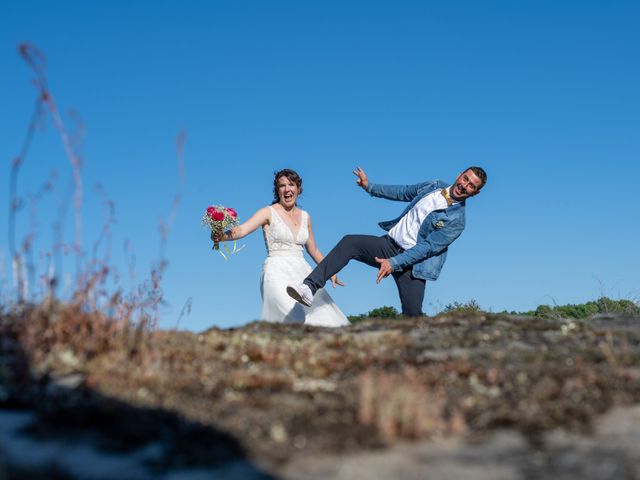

{"left": 263, "top": 206, "right": 309, "bottom": 256}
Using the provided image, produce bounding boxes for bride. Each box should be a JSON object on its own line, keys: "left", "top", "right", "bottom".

{"left": 213, "top": 169, "right": 349, "bottom": 327}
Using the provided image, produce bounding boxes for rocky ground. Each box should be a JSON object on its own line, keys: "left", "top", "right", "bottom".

{"left": 1, "top": 307, "right": 640, "bottom": 479}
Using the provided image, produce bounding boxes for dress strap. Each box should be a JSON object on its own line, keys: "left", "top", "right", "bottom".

{"left": 267, "top": 205, "right": 277, "bottom": 224}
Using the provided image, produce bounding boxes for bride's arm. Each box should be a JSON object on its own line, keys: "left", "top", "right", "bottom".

{"left": 213, "top": 207, "right": 270, "bottom": 242}
{"left": 304, "top": 214, "right": 323, "bottom": 263}
{"left": 305, "top": 214, "right": 344, "bottom": 287}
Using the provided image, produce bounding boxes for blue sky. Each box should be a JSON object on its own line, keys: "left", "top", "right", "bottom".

{"left": 1, "top": 1, "right": 639, "bottom": 330}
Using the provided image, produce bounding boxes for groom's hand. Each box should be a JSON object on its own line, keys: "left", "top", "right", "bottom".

{"left": 330, "top": 274, "right": 345, "bottom": 288}
{"left": 375, "top": 257, "right": 392, "bottom": 283}
{"left": 353, "top": 166, "right": 369, "bottom": 190}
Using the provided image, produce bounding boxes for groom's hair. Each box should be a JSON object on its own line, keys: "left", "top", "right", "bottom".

{"left": 468, "top": 166, "right": 488, "bottom": 188}
{"left": 272, "top": 169, "right": 303, "bottom": 204}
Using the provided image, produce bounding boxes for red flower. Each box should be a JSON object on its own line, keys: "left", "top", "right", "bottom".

{"left": 226, "top": 208, "right": 237, "bottom": 218}
{"left": 208, "top": 208, "right": 225, "bottom": 221}
{"left": 209, "top": 209, "right": 224, "bottom": 222}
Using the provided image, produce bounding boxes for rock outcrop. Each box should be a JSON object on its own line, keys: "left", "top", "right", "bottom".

{"left": 2, "top": 308, "right": 640, "bottom": 479}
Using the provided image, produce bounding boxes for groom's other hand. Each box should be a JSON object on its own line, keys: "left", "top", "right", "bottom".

{"left": 330, "top": 274, "right": 345, "bottom": 288}
{"left": 353, "top": 166, "right": 369, "bottom": 190}
{"left": 375, "top": 257, "right": 392, "bottom": 284}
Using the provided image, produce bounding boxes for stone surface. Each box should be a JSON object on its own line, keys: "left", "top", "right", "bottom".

{"left": 2, "top": 307, "right": 640, "bottom": 478}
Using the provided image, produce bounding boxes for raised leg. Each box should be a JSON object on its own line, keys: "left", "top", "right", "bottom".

{"left": 304, "top": 234, "right": 401, "bottom": 294}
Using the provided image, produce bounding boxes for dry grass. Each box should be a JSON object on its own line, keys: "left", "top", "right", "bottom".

{"left": 4, "top": 43, "right": 186, "bottom": 338}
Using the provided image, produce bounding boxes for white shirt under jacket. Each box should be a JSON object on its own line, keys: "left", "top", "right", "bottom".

{"left": 388, "top": 186, "right": 457, "bottom": 250}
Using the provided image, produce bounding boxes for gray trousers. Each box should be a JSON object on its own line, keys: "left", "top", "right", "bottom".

{"left": 304, "top": 234, "right": 426, "bottom": 317}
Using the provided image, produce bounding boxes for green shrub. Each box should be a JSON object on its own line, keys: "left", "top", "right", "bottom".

{"left": 442, "top": 299, "right": 481, "bottom": 313}
{"left": 350, "top": 297, "right": 640, "bottom": 322}
{"left": 526, "top": 297, "right": 640, "bottom": 319}
{"left": 348, "top": 306, "right": 401, "bottom": 323}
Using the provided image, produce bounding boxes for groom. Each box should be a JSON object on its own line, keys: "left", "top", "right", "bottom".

{"left": 287, "top": 166, "right": 487, "bottom": 316}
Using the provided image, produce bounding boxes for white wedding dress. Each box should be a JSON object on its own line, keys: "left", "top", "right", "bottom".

{"left": 260, "top": 206, "right": 349, "bottom": 327}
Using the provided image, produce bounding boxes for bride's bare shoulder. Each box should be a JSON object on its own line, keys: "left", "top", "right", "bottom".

{"left": 258, "top": 205, "right": 274, "bottom": 224}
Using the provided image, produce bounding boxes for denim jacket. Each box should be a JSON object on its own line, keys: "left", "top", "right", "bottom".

{"left": 366, "top": 179, "right": 466, "bottom": 281}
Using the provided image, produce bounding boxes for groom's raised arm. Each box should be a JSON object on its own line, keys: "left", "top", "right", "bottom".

{"left": 366, "top": 181, "right": 426, "bottom": 202}
{"left": 354, "top": 166, "right": 424, "bottom": 202}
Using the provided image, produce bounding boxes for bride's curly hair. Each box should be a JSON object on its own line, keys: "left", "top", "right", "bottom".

{"left": 272, "top": 168, "right": 303, "bottom": 204}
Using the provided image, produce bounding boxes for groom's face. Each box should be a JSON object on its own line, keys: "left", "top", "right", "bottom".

{"left": 450, "top": 169, "right": 483, "bottom": 201}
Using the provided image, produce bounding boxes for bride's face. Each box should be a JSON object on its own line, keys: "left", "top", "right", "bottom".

{"left": 277, "top": 176, "right": 299, "bottom": 209}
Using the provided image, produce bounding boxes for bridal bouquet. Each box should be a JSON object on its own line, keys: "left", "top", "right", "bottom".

{"left": 202, "top": 205, "right": 243, "bottom": 259}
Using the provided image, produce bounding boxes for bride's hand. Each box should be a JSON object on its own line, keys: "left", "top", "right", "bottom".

{"left": 330, "top": 274, "right": 344, "bottom": 288}
{"left": 211, "top": 231, "right": 224, "bottom": 242}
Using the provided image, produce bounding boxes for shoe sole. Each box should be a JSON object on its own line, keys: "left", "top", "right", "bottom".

{"left": 286, "top": 286, "right": 312, "bottom": 307}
